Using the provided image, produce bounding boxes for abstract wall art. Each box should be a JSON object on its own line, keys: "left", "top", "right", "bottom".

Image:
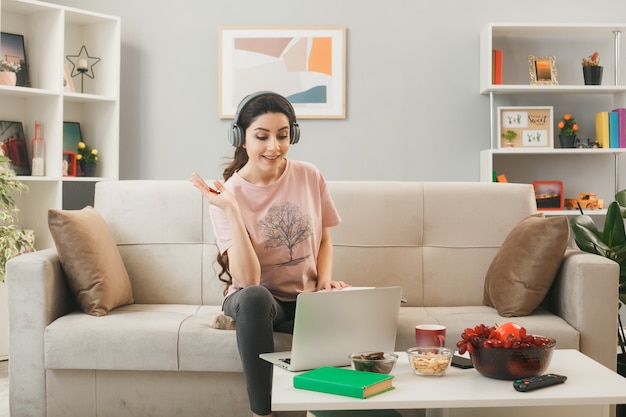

{"left": 219, "top": 26, "right": 346, "bottom": 119}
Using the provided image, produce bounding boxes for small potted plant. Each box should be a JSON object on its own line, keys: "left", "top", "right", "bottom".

{"left": 0, "top": 60, "right": 21, "bottom": 87}
{"left": 76, "top": 141, "right": 99, "bottom": 177}
{"left": 557, "top": 114, "right": 578, "bottom": 148}
{"left": 501, "top": 130, "right": 517, "bottom": 147}
{"left": 582, "top": 51, "right": 602, "bottom": 85}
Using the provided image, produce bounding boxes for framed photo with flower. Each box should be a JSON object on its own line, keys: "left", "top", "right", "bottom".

{"left": 62, "top": 151, "right": 76, "bottom": 177}
{"left": 497, "top": 106, "right": 553, "bottom": 149}
{"left": 533, "top": 180, "right": 564, "bottom": 211}
{"left": 528, "top": 55, "right": 558, "bottom": 85}
{"left": 0, "top": 32, "right": 29, "bottom": 87}
{"left": 0, "top": 121, "right": 30, "bottom": 175}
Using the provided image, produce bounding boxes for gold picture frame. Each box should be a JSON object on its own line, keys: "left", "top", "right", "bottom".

{"left": 528, "top": 55, "right": 558, "bottom": 85}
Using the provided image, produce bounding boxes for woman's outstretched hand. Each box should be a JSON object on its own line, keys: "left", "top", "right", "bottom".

{"left": 189, "top": 173, "right": 234, "bottom": 210}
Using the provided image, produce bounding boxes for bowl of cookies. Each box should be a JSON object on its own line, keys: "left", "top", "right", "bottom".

{"left": 406, "top": 347, "right": 452, "bottom": 376}
{"left": 350, "top": 351, "right": 398, "bottom": 374}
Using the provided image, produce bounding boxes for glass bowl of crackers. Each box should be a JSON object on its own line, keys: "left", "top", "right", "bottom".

{"left": 406, "top": 347, "right": 452, "bottom": 376}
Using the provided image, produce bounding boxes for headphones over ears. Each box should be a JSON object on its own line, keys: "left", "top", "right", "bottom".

{"left": 228, "top": 91, "right": 300, "bottom": 147}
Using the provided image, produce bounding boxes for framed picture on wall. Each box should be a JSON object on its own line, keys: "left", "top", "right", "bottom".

{"left": 497, "top": 106, "right": 553, "bottom": 149}
{"left": 219, "top": 26, "right": 346, "bottom": 119}
{"left": 528, "top": 55, "right": 558, "bottom": 85}
{"left": 0, "top": 32, "right": 29, "bottom": 87}
{"left": 533, "top": 180, "right": 564, "bottom": 210}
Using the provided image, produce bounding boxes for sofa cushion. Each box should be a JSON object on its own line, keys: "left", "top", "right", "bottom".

{"left": 45, "top": 304, "right": 293, "bottom": 371}
{"left": 48, "top": 206, "right": 134, "bottom": 316}
{"left": 483, "top": 214, "right": 569, "bottom": 317}
{"left": 424, "top": 305, "right": 579, "bottom": 351}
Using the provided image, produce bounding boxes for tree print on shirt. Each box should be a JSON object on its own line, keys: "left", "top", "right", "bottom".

{"left": 258, "top": 201, "right": 312, "bottom": 266}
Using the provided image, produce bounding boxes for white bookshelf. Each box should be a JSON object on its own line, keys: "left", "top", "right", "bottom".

{"left": 0, "top": 0, "right": 120, "bottom": 249}
{"left": 479, "top": 23, "right": 626, "bottom": 215}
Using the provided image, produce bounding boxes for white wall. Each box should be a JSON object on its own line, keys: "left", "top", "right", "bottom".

{"left": 43, "top": 0, "right": 626, "bottom": 182}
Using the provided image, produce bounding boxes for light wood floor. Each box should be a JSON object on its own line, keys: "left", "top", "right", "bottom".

{"left": 0, "top": 360, "right": 7, "bottom": 417}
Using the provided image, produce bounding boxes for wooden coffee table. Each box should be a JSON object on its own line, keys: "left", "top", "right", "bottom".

{"left": 270, "top": 349, "right": 626, "bottom": 416}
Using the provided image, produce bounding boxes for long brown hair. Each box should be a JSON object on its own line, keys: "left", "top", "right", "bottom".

{"left": 217, "top": 92, "right": 297, "bottom": 295}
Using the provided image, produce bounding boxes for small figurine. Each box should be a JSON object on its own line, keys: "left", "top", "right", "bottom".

{"left": 564, "top": 192, "right": 604, "bottom": 211}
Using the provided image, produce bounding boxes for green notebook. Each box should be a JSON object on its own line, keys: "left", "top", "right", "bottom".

{"left": 293, "top": 366, "right": 394, "bottom": 399}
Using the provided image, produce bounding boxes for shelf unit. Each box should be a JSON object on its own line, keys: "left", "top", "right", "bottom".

{"left": 0, "top": 0, "right": 120, "bottom": 249}
{"left": 480, "top": 23, "right": 626, "bottom": 216}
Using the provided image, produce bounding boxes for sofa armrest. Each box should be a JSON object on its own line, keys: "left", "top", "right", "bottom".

{"left": 6, "top": 248, "right": 75, "bottom": 417}
{"left": 544, "top": 248, "right": 619, "bottom": 371}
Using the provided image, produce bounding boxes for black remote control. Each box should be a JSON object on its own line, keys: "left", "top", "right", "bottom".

{"left": 513, "top": 374, "right": 567, "bottom": 392}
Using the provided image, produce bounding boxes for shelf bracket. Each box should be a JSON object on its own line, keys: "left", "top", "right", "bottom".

{"left": 489, "top": 91, "right": 495, "bottom": 149}
{"left": 616, "top": 152, "right": 620, "bottom": 196}
{"left": 614, "top": 30, "right": 621, "bottom": 86}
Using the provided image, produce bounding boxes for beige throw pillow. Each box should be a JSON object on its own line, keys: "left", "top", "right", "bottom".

{"left": 483, "top": 213, "right": 569, "bottom": 317}
{"left": 48, "top": 206, "right": 134, "bottom": 316}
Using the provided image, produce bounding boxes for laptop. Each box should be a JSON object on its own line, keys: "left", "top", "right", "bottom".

{"left": 259, "top": 286, "right": 402, "bottom": 372}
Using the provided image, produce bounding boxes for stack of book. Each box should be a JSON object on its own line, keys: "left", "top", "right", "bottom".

{"left": 596, "top": 108, "right": 626, "bottom": 148}
{"left": 293, "top": 366, "right": 394, "bottom": 399}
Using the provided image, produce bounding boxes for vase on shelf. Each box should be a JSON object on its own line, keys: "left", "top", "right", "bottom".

{"left": 558, "top": 135, "right": 576, "bottom": 148}
{"left": 583, "top": 66, "right": 603, "bottom": 85}
{"left": 79, "top": 162, "right": 97, "bottom": 177}
{"left": 0, "top": 72, "right": 16, "bottom": 86}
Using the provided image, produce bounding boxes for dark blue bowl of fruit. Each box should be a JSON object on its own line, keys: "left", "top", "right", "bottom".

{"left": 458, "top": 322, "right": 556, "bottom": 380}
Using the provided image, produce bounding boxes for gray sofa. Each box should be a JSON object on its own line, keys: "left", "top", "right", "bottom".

{"left": 7, "top": 180, "right": 619, "bottom": 417}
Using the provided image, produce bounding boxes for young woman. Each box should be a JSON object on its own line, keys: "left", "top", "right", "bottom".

{"left": 190, "top": 91, "right": 348, "bottom": 417}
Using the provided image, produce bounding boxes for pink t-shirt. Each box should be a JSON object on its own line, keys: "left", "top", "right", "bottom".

{"left": 210, "top": 160, "right": 341, "bottom": 301}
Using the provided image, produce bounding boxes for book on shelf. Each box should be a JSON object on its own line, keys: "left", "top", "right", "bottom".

{"left": 492, "top": 49, "right": 502, "bottom": 85}
{"left": 293, "top": 366, "right": 394, "bottom": 399}
{"left": 595, "top": 111, "right": 610, "bottom": 149}
{"left": 610, "top": 110, "right": 620, "bottom": 148}
{"left": 613, "top": 108, "right": 626, "bottom": 148}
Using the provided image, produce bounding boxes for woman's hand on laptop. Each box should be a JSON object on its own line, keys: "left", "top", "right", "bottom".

{"left": 317, "top": 279, "right": 350, "bottom": 292}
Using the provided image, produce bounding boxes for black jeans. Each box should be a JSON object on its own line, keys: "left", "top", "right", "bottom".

{"left": 223, "top": 286, "right": 296, "bottom": 415}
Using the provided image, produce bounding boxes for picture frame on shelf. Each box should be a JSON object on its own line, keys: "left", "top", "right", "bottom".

{"left": 497, "top": 106, "right": 553, "bottom": 149}
{"left": 0, "top": 121, "right": 30, "bottom": 175}
{"left": 533, "top": 181, "right": 564, "bottom": 211}
{"left": 528, "top": 55, "right": 558, "bottom": 85}
{"left": 63, "top": 64, "right": 75, "bottom": 93}
{"left": 62, "top": 152, "right": 76, "bottom": 177}
{"left": 62, "top": 122, "right": 82, "bottom": 152}
{"left": 0, "top": 32, "right": 29, "bottom": 87}
{"left": 218, "top": 26, "right": 346, "bottom": 119}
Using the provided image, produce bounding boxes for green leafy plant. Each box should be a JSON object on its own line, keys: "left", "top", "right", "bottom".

{"left": 0, "top": 155, "right": 34, "bottom": 282}
{"left": 502, "top": 130, "right": 517, "bottom": 143}
{"left": 569, "top": 190, "right": 626, "bottom": 305}
{"left": 570, "top": 191, "right": 626, "bottom": 355}
{"left": 76, "top": 141, "right": 98, "bottom": 165}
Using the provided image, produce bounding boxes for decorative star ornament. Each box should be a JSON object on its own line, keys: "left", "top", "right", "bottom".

{"left": 66, "top": 45, "right": 101, "bottom": 79}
